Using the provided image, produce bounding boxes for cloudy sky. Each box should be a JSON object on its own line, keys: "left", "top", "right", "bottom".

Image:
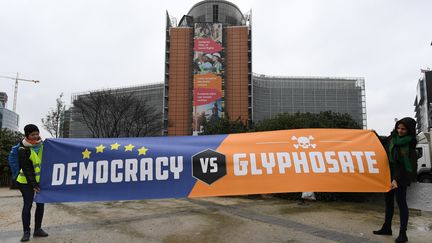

{"left": 0, "top": 0, "right": 431, "bottom": 137}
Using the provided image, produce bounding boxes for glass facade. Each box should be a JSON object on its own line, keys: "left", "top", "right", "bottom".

{"left": 0, "top": 92, "right": 7, "bottom": 108}
{"left": 414, "top": 71, "right": 432, "bottom": 133}
{"left": 66, "top": 83, "right": 164, "bottom": 138}
{"left": 64, "top": 72, "right": 368, "bottom": 136}
{"left": 187, "top": 0, "right": 244, "bottom": 26}
{"left": 252, "top": 74, "right": 367, "bottom": 128}
{"left": 0, "top": 107, "right": 19, "bottom": 131}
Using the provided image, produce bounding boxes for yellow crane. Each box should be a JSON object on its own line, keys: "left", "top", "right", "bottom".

{"left": 0, "top": 73, "right": 40, "bottom": 112}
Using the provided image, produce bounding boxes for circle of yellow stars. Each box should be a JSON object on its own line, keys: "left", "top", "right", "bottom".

{"left": 81, "top": 143, "right": 149, "bottom": 159}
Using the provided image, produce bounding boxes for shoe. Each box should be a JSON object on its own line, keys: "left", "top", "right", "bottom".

{"left": 373, "top": 225, "right": 392, "bottom": 235}
{"left": 20, "top": 231, "right": 30, "bottom": 242}
{"left": 33, "top": 228, "right": 49, "bottom": 237}
{"left": 395, "top": 230, "right": 408, "bottom": 243}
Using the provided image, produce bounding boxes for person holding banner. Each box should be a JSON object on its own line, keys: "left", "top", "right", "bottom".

{"left": 373, "top": 117, "right": 416, "bottom": 243}
{"left": 16, "top": 124, "right": 48, "bottom": 241}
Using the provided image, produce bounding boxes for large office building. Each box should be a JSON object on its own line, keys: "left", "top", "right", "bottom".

{"left": 253, "top": 74, "right": 366, "bottom": 128}
{"left": 62, "top": 0, "right": 367, "bottom": 137}
{"left": 0, "top": 92, "right": 19, "bottom": 131}
{"left": 164, "top": 0, "right": 252, "bottom": 136}
{"left": 414, "top": 70, "right": 432, "bottom": 133}
{"left": 64, "top": 73, "right": 366, "bottom": 138}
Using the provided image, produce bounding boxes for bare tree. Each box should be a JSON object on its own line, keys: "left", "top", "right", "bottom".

{"left": 73, "top": 90, "right": 162, "bottom": 138}
{"left": 41, "top": 93, "right": 66, "bottom": 138}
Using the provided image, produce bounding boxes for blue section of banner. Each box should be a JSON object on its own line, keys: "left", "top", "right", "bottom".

{"left": 36, "top": 135, "right": 227, "bottom": 203}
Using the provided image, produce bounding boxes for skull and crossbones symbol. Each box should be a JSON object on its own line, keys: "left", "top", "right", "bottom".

{"left": 291, "top": 136, "right": 317, "bottom": 149}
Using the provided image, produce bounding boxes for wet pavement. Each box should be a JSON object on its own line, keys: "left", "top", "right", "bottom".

{"left": 407, "top": 182, "right": 432, "bottom": 212}
{"left": 0, "top": 187, "right": 431, "bottom": 243}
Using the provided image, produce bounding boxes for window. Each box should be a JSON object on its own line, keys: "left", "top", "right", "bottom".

{"left": 416, "top": 148, "right": 423, "bottom": 159}
{"left": 213, "top": 4, "right": 219, "bottom": 22}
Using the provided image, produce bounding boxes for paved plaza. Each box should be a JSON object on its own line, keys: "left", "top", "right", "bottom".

{"left": 1, "top": 185, "right": 431, "bottom": 243}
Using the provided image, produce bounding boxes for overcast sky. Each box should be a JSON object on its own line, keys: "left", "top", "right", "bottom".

{"left": 0, "top": 0, "right": 431, "bottom": 137}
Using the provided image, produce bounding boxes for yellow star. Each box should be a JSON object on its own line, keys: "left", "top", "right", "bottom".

{"left": 82, "top": 149, "right": 91, "bottom": 159}
{"left": 110, "top": 143, "right": 121, "bottom": 150}
{"left": 138, "top": 146, "right": 148, "bottom": 155}
{"left": 96, "top": 144, "right": 106, "bottom": 153}
{"left": 124, "top": 144, "right": 135, "bottom": 152}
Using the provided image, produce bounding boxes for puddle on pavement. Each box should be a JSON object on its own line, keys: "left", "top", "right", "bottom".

{"left": 278, "top": 201, "right": 385, "bottom": 215}
{"left": 416, "top": 225, "right": 431, "bottom": 232}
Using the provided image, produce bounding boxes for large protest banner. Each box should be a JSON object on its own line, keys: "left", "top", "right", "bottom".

{"left": 36, "top": 129, "right": 390, "bottom": 203}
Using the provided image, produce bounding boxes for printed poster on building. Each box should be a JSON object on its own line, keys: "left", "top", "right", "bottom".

{"left": 193, "top": 23, "right": 224, "bottom": 135}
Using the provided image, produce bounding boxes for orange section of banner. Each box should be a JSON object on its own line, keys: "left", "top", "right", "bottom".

{"left": 193, "top": 73, "right": 222, "bottom": 89}
{"left": 189, "top": 129, "right": 391, "bottom": 197}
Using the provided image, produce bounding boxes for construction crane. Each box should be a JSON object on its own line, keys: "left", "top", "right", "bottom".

{"left": 0, "top": 73, "right": 40, "bottom": 112}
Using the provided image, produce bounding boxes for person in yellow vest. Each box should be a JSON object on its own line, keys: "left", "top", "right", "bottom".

{"left": 16, "top": 124, "right": 48, "bottom": 242}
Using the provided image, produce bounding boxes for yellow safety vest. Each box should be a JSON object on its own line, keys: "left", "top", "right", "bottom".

{"left": 16, "top": 145, "right": 43, "bottom": 184}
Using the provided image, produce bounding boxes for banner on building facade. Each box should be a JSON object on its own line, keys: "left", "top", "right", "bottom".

{"left": 36, "top": 129, "right": 391, "bottom": 203}
{"left": 193, "top": 23, "right": 224, "bottom": 135}
{"left": 193, "top": 73, "right": 223, "bottom": 131}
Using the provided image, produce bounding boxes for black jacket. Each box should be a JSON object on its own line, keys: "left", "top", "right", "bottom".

{"left": 17, "top": 144, "right": 39, "bottom": 188}
{"left": 389, "top": 117, "right": 418, "bottom": 187}
{"left": 391, "top": 143, "right": 411, "bottom": 187}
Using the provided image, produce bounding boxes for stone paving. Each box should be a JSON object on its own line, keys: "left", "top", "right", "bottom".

{"left": 0, "top": 187, "right": 431, "bottom": 243}
{"left": 407, "top": 182, "right": 432, "bottom": 212}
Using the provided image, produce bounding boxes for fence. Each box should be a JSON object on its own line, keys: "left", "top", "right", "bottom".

{"left": 0, "top": 173, "right": 12, "bottom": 187}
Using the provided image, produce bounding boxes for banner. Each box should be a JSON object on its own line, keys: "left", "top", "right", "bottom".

{"left": 36, "top": 129, "right": 391, "bottom": 203}
{"left": 193, "top": 23, "right": 224, "bottom": 135}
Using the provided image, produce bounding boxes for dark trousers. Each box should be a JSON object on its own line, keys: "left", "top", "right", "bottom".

{"left": 384, "top": 186, "right": 409, "bottom": 231}
{"left": 18, "top": 183, "right": 44, "bottom": 232}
